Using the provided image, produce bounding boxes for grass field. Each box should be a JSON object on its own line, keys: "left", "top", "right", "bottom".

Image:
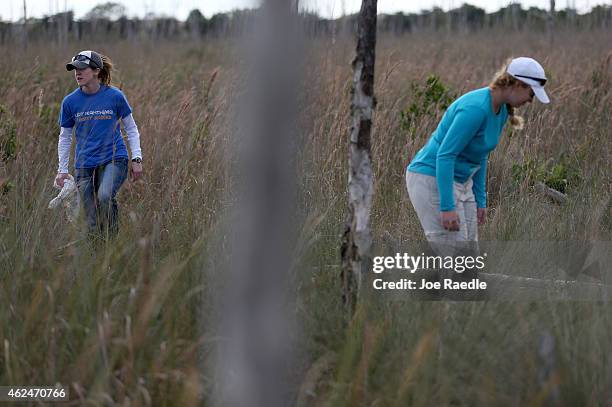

{"left": 0, "top": 27, "right": 611, "bottom": 405}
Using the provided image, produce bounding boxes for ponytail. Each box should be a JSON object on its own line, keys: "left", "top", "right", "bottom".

{"left": 489, "top": 58, "right": 525, "bottom": 131}
{"left": 98, "top": 54, "right": 114, "bottom": 86}
{"left": 506, "top": 104, "right": 524, "bottom": 130}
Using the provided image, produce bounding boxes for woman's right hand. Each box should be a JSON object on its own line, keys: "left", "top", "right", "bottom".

{"left": 441, "top": 211, "right": 460, "bottom": 231}
{"left": 55, "top": 172, "right": 70, "bottom": 188}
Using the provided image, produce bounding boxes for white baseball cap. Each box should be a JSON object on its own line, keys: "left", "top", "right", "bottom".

{"left": 507, "top": 57, "right": 550, "bottom": 104}
{"left": 66, "top": 50, "right": 103, "bottom": 71}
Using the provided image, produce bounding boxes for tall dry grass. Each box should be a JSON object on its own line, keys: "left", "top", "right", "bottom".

{"left": 0, "top": 28, "right": 610, "bottom": 405}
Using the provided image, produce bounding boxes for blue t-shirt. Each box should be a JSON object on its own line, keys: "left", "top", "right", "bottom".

{"left": 407, "top": 87, "right": 508, "bottom": 211}
{"left": 59, "top": 84, "right": 132, "bottom": 168}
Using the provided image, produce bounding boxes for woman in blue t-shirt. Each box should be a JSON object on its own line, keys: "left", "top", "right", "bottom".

{"left": 55, "top": 50, "right": 143, "bottom": 238}
{"left": 406, "top": 57, "right": 549, "bottom": 251}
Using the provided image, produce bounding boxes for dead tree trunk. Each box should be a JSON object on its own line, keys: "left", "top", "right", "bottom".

{"left": 547, "top": 0, "right": 555, "bottom": 48}
{"left": 340, "top": 0, "right": 377, "bottom": 317}
{"left": 22, "top": 0, "right": 27, "bottom": 50}
{"left": 58, "top": 12, "right": 68, "bottom": 48}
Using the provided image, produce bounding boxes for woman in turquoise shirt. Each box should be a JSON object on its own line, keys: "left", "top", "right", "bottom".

{"left": 406, "top": 57, "right": 549, "bottom": 249}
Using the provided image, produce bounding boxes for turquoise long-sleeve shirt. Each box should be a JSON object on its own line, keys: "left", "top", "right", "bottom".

{"left": 407, "top": 87, "right": 508, "bottom": 211}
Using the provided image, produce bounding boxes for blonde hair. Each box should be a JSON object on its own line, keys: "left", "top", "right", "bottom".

{"left": 97, "top": 54, "right": 114, "bottom": 86}
{"left": 489, "top": 59, "right": 525, "bottom": 130}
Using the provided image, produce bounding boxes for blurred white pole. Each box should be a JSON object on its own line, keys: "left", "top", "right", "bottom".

{"left": 214, "top": 0, "right": 303, "bottom": 406}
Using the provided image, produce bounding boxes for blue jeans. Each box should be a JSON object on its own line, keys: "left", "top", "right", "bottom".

{"left": 75, "top": 158, "right": 128, "bottom": 237}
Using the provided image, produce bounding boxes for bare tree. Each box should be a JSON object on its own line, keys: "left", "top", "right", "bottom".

{"left": 57, "top": 11, "right": 70, "bottom": 47}
{"left": 548, "top": 0, "right": 555, "bottom": 47}
{"left": 22, "top": 0, "right": 27, "bottom": 50}
{"left": 340, "top": 0, "right": 378, "bottom": 317}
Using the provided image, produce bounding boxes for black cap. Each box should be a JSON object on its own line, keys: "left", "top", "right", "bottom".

{"left": 66, "top": 50, "right": 103, "bottom": 71}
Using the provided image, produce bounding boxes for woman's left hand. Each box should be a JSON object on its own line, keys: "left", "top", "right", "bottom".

{"left": 130, "top": 162, "right": 143, "bottom": 182}
{"left": 477, "top": 207, "right": 487, "bottom": 225}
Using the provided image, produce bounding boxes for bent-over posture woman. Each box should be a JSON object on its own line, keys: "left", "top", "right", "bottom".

{"left": 406, "top": 57, "right": 549, "bottom": 255}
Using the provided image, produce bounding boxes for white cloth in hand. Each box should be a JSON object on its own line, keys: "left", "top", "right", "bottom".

{"left": 49, "top": 174, "right": 80, "bottom": 223}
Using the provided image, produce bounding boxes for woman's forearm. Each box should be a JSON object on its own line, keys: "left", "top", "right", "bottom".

{"left": 122, "top": 114, "right": 142, "bottom": 159}
{"left": 58, "top": 127, "right": 72, "bottom": 173}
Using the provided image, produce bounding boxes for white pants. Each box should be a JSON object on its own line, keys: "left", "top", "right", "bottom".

{"left": 406, "top": 170, "right": 478, "bottom": 257}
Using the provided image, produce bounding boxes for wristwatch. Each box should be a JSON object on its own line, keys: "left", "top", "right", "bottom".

{"left": 132, "top": 157, "right": 142, "bottom": 163}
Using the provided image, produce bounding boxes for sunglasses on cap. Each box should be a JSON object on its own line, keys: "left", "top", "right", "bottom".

{"left": 72, "top": 54, "right": 101, "bottom": 69}
{"left": 514, "top": 74, "right": 547, "bottom": 86}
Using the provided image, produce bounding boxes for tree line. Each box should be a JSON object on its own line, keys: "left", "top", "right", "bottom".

{"left": 0, "top": 1, "right": 610, "bottom": 46}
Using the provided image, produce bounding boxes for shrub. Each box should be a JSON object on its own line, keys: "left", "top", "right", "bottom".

{"left": 512, "top": 154, "right": 581, "bottom": 194}
{"left": 400, "top": 74, "right": 457, "bottom": 140}
{"left": 0, "top": 105, "right": 17, "bottom": 161}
